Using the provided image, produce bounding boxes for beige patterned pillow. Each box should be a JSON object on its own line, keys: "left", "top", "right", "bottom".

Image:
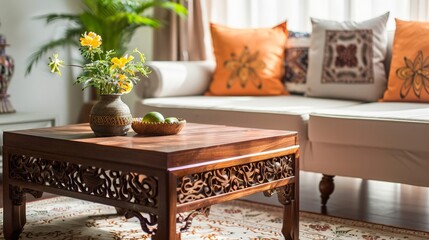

{"left": 306, "top": 12, "right": 389, "bottom": 101}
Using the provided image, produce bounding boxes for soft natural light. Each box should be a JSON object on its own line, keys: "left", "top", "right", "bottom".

{"left": 206, "top": 0, "right": 425, "bottom": 31}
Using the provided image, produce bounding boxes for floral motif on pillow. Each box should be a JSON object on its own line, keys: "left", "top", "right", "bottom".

{"left": 382, "top": 19, "right": 429, "bottom": 102}
{"left": 207, "top": 22, "right": 288, "bottom": 96}
{"left": 395, "top": 50, "right": 429, "bottom": 98}
{"left": 224, "top": 46, "right": 266, "bottom": 89}
{"left": 306, "top": 12, "right": 389, "bottom": 102}
{"left": 283, "top": 31, "right": 310, "bottom": 94}
{"left": 322, "top": 29, "right": 374, "bottom": 84}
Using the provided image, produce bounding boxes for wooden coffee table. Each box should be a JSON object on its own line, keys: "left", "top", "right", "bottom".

{"left": 3, "top": 123, "right": 299, "bottom": 240}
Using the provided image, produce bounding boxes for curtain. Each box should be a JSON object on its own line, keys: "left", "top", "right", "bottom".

{"left": 410, "top": 0, "right": 429, "bottom": 21}
{"left": 206, "top": 0, "right": 429, "bottom": 31}
{"left": 153, "top": 0, "right": 429, "bottom": 61}
{"left": 152, "top": 0, "right": 210, "bottom": 61}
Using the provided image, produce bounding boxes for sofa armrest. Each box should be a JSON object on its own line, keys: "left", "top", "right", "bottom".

{"left": 135, "top": 61, "right": 215, "bottom": 98}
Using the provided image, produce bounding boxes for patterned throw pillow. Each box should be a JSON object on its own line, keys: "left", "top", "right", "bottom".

{"left": 207, "top": 22, "right": 288, "bottom": 96}
{"left": 306, "top": 12, "right": 389, "bottom": 101}
{"left": 382, "top": 19, "right": 429, "bottom": 102}
{"left": 284, "top": 31, "right": 310, "bottom": 94}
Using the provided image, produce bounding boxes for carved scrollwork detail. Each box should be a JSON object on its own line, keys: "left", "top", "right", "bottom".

{"left": 118, "top": 207, "right": 210, "bottom": 234}
{"left": 263, "top": 184, "right": 295, "bottom": 205}
{"left": 124, "top": 211, "right": 158, "bottom": 235}
{"left": 8, "top": 154, "right": 158, "bottom": 208}
{"left": 263, "top": 189, "right": 275, "bottom": 197}
{"left": 10, "top": 186, "right": 26, "bottom": 205}
{"left": 277, "top": 183, "right": 295, "bottom": 206}
{"left": 9, "top": 185, "right": 43, "bottom": 205}
{"left": 177, "top": 207, "right": 210, "bottom": 232}
{"left": 177, "top": 154, "right": 294, "bottom": 204}
{"left": 25, "top": 189, "right": 43, "bottom": 199}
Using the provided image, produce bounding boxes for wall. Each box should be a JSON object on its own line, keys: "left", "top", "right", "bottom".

{"left": 0, "top": 0, "right": 153, "bottom": 125}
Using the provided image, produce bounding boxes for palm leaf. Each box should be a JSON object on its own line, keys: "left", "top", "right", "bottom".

{"left": 118, "top": 13, "right": 161, "bottom": 28}
{"left": 26, "top": 0, "right": 188, "bottom": 75}
{"left": 26, "top": 38, "right": 76, "bottom": 75}
{"left": 79, "top": 12, "right": 104, "bottom": 33}
{"left": 26, "top": 26, "right": 82, "bottom": 76}
{"left": 37, "top": 14, "right": 81, "bottom": 24}
{"left": 84, "top": 0, "right": 126, "bottom": 17}
{"left": 135, "top": 0, "right": 158, "bottom": 14}
{"left": 161, "top": 1, "right": 188, "bottom": 17}
{"left": 135, "top": 0, "right": 188, "bottom": 17}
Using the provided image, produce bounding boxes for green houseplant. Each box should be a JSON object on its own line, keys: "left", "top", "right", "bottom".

{"left": 26, "top": 0, "right": 187, "bottom": 74}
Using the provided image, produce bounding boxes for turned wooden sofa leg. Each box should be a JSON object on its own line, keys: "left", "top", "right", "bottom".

{"left": 319, "top": 174, "right": 335, "bottom": 206}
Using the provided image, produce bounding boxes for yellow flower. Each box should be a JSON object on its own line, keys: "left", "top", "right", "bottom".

{"left": 80, "top": 32, "right": 102, "bottom": 49}
{"left": 110, "top": 55, "right": 134, "bottom": 71}
{"left": 117, "top": 74, "right": 133, "bottom": 93}
{"left": 47, "top": 31, "right": 150, "bottom": 96}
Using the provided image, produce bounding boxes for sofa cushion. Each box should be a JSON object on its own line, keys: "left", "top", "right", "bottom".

{"left": 306, "top": 12, "right": 389, "bottom": 101}
{"left": 308, "top": 102, "right": 429, "bottom": 152}
{"left": 135, "top": 61, "right": 215, "bottom": 98}
{"left": 284, "top": 31, "right": 310, "bottom": 94}
{"left": 382, "top": 19, "right": 429, "bottom": 102}
{"left": 136, "top": 95, "right": 362, "bottom": 150}
{"left": 207, "top": 22, "right": 288, "bottom": 96}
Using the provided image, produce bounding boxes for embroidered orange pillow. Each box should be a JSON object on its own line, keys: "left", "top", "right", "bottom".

{"left": 382, "top": 19, "right": 429, "bottom": 102}
{"left": 207, "top": 22, "right": 288, "bottom": 96}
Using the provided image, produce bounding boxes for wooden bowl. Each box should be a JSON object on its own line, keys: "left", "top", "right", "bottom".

{"left": 132, "top": 118, "right": 186, "bottom": 136}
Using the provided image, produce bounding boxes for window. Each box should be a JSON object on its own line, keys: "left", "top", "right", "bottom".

{"left": 206, "top": 0, "right": 428, "bottom": 31}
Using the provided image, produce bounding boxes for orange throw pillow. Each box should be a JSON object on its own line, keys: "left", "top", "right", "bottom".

{"left": 383, "top": 19, "right": 429, "bottom": 102}
{"left": 207, "top": 22, "right": 288, "bottom": 96}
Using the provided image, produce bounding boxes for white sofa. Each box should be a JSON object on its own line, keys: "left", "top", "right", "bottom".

{"left": 134, "top": 40, "right": 429, "bottom": 206}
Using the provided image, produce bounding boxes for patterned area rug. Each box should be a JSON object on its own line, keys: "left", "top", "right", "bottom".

{"left": 0, "top": 197, "right": 428, "bottom": 239}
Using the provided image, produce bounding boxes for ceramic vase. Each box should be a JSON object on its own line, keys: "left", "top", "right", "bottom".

{"left": 0, "top": 35, "right": 15, "bottom": 114}
{"left": 89, "top": 94, "right": 132, "bottom": 137}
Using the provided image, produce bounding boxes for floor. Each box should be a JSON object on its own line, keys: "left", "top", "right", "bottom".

{"left": 299, "top": 172, "right": 429, "bottom": 232}
{"left": 1, "top": 171, "right": 428, "bottom": 232}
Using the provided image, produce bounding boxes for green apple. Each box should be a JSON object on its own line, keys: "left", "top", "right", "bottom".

{"left": 164, "top": 117, "right": 179, "bottom": 124}
{"left": 142, "top": 111, "right": 165, "bottom": 123}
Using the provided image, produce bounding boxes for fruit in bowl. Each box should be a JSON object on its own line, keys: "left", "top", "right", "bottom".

{"left": 164, "top": 117, "right": 179, "bottom": 124}
{"left": 142, "top": 111, "right": 165, "bottom": 123}
{"left": 132, "top": 112, "right": 186, "bottom": 135}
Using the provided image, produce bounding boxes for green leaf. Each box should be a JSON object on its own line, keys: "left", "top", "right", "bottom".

{"left": 161, "top": 2, "right": 188, "bottom": 17}
{"left": 26, "top": 38, "right": 75, "bottom": 76}
{"left": 36, "top": 13, "right": 80, "bottom": 24}
{"left": 124, "top": 14, "right": 161, "bottom": 28}
{"left": 27, "top": 0, "right": 187, "bottom": 76}
{"left": 135, "top": 0, "right": 158, "bottom": 14}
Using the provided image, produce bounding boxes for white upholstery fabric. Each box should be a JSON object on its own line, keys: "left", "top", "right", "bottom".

{"left": 135, "top": 61, "right": 215, "bottom": 98}
{"left": 304, "top": 142, "right": 429, "bottom": 187}
{"left": 135, "top": 95, "right": 362, "bottom": 159}
{"left": 307, "top": 102, "right": 429, "bottom": 187}
{"left": 138, "top": 95, "right": 361, "bottom": 116}
{"left": 308, "top": 102, "right": 429, "bottom": 151}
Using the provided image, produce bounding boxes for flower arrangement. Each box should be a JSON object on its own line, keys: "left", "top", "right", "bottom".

{"left": 48, "top": 32, "right": 150, "bottom": 95}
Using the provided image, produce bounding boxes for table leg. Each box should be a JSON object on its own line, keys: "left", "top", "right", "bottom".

{"left": 3, "top": 185, "right": 27, "bottom": 240}
{"left": 278, "top": 184, "right": 299, "bottom": 240}
{"left": 282, "top": 201, "right": 292, "bottom": 240}
{"left": 151, "top": 206, "right": 179, "bottom": 240}
{"left": 152, "top": 172, "right": 179, "bottom": 240}
{"left": 290, "top": 199, "right": 299, "bottom": 240}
